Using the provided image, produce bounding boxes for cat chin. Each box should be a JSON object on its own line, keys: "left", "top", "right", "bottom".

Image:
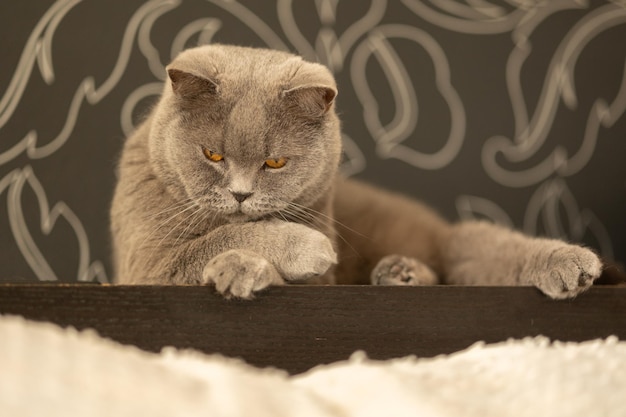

{"left": 225, "top": 213, "right": 252, "bottom": 223}
{"left": 222, "top": 211, "right": 268, "bottom": 224}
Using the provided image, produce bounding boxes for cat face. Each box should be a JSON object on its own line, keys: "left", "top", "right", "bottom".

{"left": 150, "top": 45, "right": 341, "bottom": 222}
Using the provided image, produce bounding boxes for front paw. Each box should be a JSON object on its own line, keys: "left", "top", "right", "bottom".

{"left": 371, "top": 255, "right": 438, "bottom": 286}
{"left": 530, "top": 244, "right": 602, "bottom": 299}
{"left": 275, "top": 223, "right": 337, "bottom": 281}
{"left": 203, "top": 249, "right": 283, "bottom": 299}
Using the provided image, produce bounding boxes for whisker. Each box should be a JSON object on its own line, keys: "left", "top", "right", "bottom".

{"left": 154, "top": 204, "right": 204, "bottom": 249}
{"left": 281, "top": 206, "right": 318, "bottom": 229}
{"left": 136, "top": 200, "right": 202, "bottom": 276}
{"left": 276, "top": 210, "right": 289, "bottom": 223}
{"left": 137, "top": 200, "right": 200, "bottom": 252}
{"left": 287, "top": 201, "right": 371, "bottom": 241}
{"left": 280, "top": 203, "right": 362, "bottom": 258}
{"left": 173, "top": 206, "right": 207, "bottom": 248}
{"left": 143, "top": 203, "right": 207, "bottom": 272}
{"left": 142, "top": 197, "right": 197, "bottom": 222}
{"left": 280, "top": 204, "right": 333, "bottom": 232}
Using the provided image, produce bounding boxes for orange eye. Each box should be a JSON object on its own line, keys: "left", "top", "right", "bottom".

{"left": 203, "top": 148, "right": 224, "bottom": 162}
{"left": 264, "top": 157, "right": 287, "bottom": 169}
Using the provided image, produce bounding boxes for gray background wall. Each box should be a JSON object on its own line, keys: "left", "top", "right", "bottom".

{"left": 1, "top": 0, "right": 625, "bottom": 283}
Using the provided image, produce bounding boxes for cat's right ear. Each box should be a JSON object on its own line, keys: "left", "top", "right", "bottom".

{"left": 167, "top": 68, "right": 219, "bottom": 101}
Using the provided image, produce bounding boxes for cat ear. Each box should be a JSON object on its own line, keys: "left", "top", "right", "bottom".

{"left": 166, "top": 68, "right": 219, "bottom": 101}
{"left": 283, "top": 85, "right": 337, "bottom": 118}
{"left": 282, "top": 60, "right": 337, "bottom": 118}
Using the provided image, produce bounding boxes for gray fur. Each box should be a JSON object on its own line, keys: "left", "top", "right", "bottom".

{"left": 111, "top": 44, "right": 602, "bottom": 299}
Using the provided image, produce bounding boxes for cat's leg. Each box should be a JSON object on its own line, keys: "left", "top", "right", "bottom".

{"left": 333, "top": 178, "right": 602, "bottom": 297}
{"left": 442, "top": 221, "right": 602, "bottom": 299}
{"left": 371, "top": 255, "right": 437, "bottom": 286}
{"left": 203, "top": 249, "right": 284, "bottom": 299}
{"left": 333, "top": 177, "right": 450, "bottom": 285}
{"left": 201, "top": 221, "right": 337, "bottom": 298}
{"left": 135, "top": 219, "right": 336, "bottom": 297}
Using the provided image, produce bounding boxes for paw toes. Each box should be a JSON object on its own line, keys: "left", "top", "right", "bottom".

{"left": 536, "top": 245, "right": 602, "bottom": 299}
{"left": 371, "top": 255, "right": 437, "bottom": 286}
{"left": 203, "top": 250, "right": 283, "bottom": 299}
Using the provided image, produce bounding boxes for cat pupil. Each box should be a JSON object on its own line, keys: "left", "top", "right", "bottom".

{"left": 203, "top": 148, "right": 223, "bottom": 162}
{"left": 265, "top": 157, "right": 287, "bottom": 169}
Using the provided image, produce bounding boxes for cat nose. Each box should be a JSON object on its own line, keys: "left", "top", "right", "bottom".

{"left": 231, "top": 191, "right": 252, "bottom": 203}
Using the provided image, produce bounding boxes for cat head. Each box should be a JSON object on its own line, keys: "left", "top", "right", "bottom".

{"left": 149, "top": 44, "right": 341, "bottom": 222}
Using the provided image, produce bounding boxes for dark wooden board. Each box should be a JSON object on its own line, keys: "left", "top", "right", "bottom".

{"left": 1, "top": 285, "right": 624, "bottom": 374}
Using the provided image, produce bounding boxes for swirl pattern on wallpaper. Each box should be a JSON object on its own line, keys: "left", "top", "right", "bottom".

{"left": 0, "top": 166, "right": 107, "bottom": 282}
{"left": 482, "top": 2, "right": 626, "bottom": 188}
{"left": 351, "top": 24, "right": 466, "bottom": 169}
{"left": 1, "top": 0, "right": 624, "bottom": 281}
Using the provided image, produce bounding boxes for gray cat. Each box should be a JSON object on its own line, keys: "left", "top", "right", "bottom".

{"left": 110, "top": 44, "right": 602, "bottom": 299}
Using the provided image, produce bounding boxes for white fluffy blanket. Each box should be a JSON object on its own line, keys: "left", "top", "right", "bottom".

{"left": 1, "top": 315, "right": 624, "bottom": 417}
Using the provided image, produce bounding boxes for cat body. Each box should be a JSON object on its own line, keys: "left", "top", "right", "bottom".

{"left": 111, "top": 44, "right": 601, "bottom": 299}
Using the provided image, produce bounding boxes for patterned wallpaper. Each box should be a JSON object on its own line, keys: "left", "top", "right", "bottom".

{"left": 1, "top": 0, "right": 625, "bottom": 283}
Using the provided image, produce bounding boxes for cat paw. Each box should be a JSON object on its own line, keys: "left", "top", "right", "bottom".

{"left": 275, "top": 223, "right": 337, "bottom": 281}
{"left": 371, "top": 255, "right": 438, "bottom": 286}
{"left": 530, "top": 244, "right": 602, "bottom": 299}
{"left": 203, "top": 249, "right": 284, "bottom": 299}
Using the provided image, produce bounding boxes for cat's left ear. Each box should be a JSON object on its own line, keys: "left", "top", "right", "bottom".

{"left": 283, "top": 85, "right": 337, "bottom": 118}
{"left": 282, "top": 62, "right": 337, "bottom": 118}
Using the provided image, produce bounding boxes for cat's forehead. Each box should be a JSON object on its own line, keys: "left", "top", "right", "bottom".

{"left": 224, "top": 98, "right": 269, "bottom": 150}
{"left": 208, "top": 45, "right": 297, "bottom": 74}
{"left": 171, "top": 45, "right": 318, "bottom": 95}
